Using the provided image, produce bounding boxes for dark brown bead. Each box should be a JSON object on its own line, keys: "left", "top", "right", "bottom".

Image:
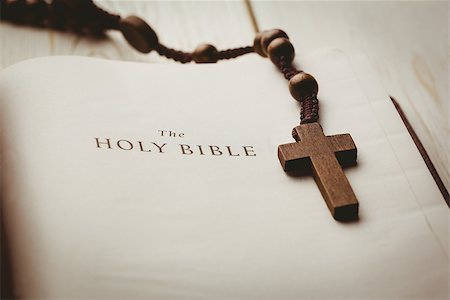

{"left": 119, "top": 16, "right": 159, "bottom": 53}
{"left": 288, "top": 73, "right": 319, "bottom": 102}
{"left": 267, "top": 37, "right": 295, "bottom": 64}
{"left": 260, "top": 29, "right": 288, "bottom": 56}
{"left": 253, "top": 32, "right": 266, "bottom": 57}
{"left": 193, "top": 44, "right": 219, "bottom": 63}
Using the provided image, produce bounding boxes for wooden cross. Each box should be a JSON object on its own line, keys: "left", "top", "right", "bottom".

{"left": 278, "top": 123, "right": 359, "bottom": 221}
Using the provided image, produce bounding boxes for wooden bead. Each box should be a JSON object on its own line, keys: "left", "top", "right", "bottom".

{"left": 260, "top": 29, "right": 289, "bottom": 56}
{"left": 288, "top": 73, "right": 319, "bottom": 102}
{"left": 193, "top": 44, "right": 219, "bottom": 63}
{"left": 253, "top": 32, "right": 266, "bottom": 57}
{"left": 119, "top": 16, "right": 158, "bottom": 53}
{"left": 267, "top": 37, "right": 295, "bottom": 64}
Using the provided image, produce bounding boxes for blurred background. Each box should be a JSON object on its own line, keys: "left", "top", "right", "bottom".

{"left": 0, "top": 0, "right": 448, "bottom": 190}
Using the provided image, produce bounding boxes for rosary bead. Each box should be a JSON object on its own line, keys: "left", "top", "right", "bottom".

{"left": 119, "top": 16, "right": 159, "bottom": 53}
{"left": 253, "top": 32, "right": 266, "bottom": 57}
{"left": 267, "top": 37, "right": 295, "bottom": 64}
{"left": 288, "top": 73, "right": 319, "bottom": 102}
{"left": 260, "top": 29, "right": 289, "bottom": 56}
{"left": 193, "top": 44, "right": 219, "bottom": 63}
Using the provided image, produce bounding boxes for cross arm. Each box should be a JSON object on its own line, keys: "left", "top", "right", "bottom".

{"left": 278, "top": 142, "right": 312, "bottom": 173}
{"left": 327, "top": 134, "right": 357, "bottom": 167}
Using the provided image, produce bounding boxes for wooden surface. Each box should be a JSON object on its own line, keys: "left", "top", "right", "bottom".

{"left": 279, "top": 123, "right": 358, "bottom": 221}
{"left": 0, "top": 0, "right": 447, "bottom": 190}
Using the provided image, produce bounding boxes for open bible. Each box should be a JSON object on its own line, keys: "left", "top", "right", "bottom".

{"left": 0, "top": 49, "right": 447, "bottom": 299}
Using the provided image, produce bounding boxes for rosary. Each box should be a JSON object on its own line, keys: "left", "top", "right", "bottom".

{"left": 1, "top": 0, "right": 359, "bottom": 221}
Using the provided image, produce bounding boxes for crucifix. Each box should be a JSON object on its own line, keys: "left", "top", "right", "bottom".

{"left": 278, "top": 122, "right": 359, "bottom": 221}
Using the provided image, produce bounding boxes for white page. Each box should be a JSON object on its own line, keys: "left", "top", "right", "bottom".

{"left": 0, "top": 50, "right": 448, "bottom": 299}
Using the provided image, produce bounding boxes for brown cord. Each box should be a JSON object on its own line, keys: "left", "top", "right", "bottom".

{"left": 217, "top": 46, "right": 254, "bottom": 60}
{"left": 155, "top": 44, "right": 193, "bottom": 64}
{"left": 154, "top": 45, "right": 255, "bottom": 64}
{"left": 276, "top": 55, "right": 301, "bottom": 80}
{"left": 300, "top": 94, "right": 319, "bottom": 124}
{"left": 0, "top": 0, "right": 317, "bottom": 123}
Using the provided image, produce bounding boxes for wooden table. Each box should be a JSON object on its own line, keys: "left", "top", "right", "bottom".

{"left": 0, "top": 0, "right": 447, "bottom": 191}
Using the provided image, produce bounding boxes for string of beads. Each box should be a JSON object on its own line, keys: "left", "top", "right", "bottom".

{"left": 0, "top": 0, "right": 319, "bottom": 124}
